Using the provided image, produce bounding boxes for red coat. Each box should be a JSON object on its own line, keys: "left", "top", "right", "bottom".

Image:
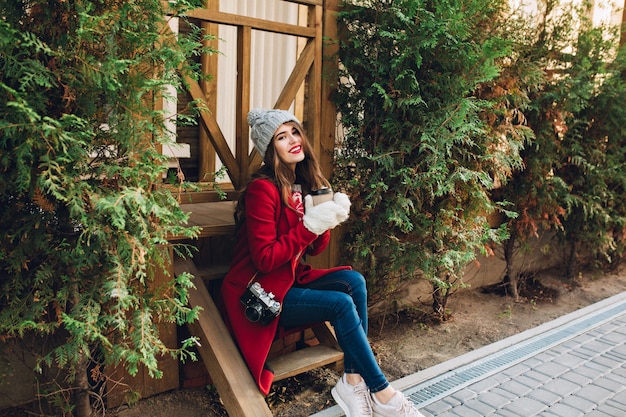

{"left": 220, "top": 178, "right": 350, "bottom": 395}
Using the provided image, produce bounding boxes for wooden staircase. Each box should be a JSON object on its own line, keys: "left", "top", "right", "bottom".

{"left": 175, "top": 256, "right": 268, "bottom": 416}
{"left": 172, "top": 207, "right": 344, "bottom": 416}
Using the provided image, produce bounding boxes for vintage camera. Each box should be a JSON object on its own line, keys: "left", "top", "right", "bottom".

{"left": 240, "top": 282, "right": 281, "bottom": 325}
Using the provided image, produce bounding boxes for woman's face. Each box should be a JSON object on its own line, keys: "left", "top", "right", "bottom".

{"left": 272, "top": 123, "right": 305, "bottom": 170}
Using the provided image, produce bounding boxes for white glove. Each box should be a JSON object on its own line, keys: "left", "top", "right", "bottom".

{"left": 332, "top": 192, "right": 351, "bottom": 215}
{"left": 302, "top": 195, "right": 349, "bottom": 235}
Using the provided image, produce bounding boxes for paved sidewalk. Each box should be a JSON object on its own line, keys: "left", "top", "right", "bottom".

{"left": 312, "top": 291, "right": 626, "bottom": 417}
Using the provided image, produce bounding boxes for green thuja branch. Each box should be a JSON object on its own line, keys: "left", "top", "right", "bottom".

{"left": 0, "top": 1, "right": 211, "bottom": 415}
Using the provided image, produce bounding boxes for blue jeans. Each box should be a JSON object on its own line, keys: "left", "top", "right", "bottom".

{"left": 278, "top": 270, "right": 389, "bottom": 393}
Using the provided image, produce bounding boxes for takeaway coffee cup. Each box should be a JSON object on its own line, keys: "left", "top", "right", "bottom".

{"left": 310, "top": 187, "right": 333, "bottom": 206}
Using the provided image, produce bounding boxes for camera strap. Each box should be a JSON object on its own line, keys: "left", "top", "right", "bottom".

{"left": 246, "top": 271, "right": 260, "bottom": 288}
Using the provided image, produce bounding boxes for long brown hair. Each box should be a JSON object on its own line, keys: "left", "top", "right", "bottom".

{"left": 234, "top": 121, "right": 329, "bottom": 229}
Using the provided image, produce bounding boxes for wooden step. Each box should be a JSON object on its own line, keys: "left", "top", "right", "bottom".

{"left": 174, "top": 256, "right": 273, "bottom": 417}
{"left": 195, "top": 263, "right": 230, "bottom": 282}
{"left": 169, "top": 201, "right": 236, "bottom": 241}
{"left": 182, "top": 201, "right": 235, "bottom": 238}
{"left": 268, "top": 344, "right": 344, "bottom": 381}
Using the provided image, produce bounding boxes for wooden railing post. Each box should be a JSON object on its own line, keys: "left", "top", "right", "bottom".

{"left": 236, "top": 25, "right": 252, "bottom": 187}
{"left": 198, "top": 0, "right": 219, "bottom": 182}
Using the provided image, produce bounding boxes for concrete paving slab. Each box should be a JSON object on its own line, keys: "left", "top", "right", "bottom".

{"left": 311, "top": 291, "right": 626, "bottom": 417}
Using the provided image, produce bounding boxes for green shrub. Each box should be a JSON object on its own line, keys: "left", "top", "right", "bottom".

{"left": 334, "top": 0, "right": 526, "bottom": 318}
{"left": 335, "top": 0, "right": 626, "bottom": 309}
{"left": 0, "top": 1, "right": 208, "bottom": 414}
{"left": 493, "top": 0, "right": 626, "bottom": 293}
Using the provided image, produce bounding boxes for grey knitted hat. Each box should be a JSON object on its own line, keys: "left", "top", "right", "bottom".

{"left": 247, "top": 108, "right": 300, "bottom": 159}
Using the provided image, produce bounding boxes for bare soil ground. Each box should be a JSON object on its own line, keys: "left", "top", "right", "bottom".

{"left": 106, "top": 265, "right": 626, "bottom": 417}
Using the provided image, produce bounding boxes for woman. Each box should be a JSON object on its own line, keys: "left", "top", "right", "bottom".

{"left": 220, "top": 108, "right": 424, "bottom": 417}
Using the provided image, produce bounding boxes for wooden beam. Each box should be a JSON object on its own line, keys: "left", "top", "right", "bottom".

{"left": 175, "top": 257, "right": 272, "bottom": 417}
{"left": 198, "top": 0, "right": 219, "bottom": 182}
{"left": 184, "top": 74, "right": 241, "bottom": 187}
{"left": 295, "top": 4, "right": 309, "bottom": 121}
{"left": 274, "top": 39, "right": 315, "bottom": 109}
{"left": 186, "top": 8, "right": 316, "bottom": 38}
{"left": 320, "top": 0, "right": 341, "bottom": 179}
{"left": 236, "top": 25, "right": 252, "bottom": 187}
{"left": 306, "top": 0, "right": 343, "bottom": 270}
{"left": 310, "top": 5, "right": 324, "bottom": 155}
{"left": 285, "top": 0, "right": 323, "bottom": 6}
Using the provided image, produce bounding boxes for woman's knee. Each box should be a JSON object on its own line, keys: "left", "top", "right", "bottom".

{"left": 331, "top": 292, "right": 360, "bottom": 322}
{"left": 350, "top": 270, "right": 367, "bottom": 292}
{"left": 333, "top": 269, "right": 366, "bottom": 295}
{"left": 344, "top": 270, "right": 367, "bottom": 303}
{"left": 330, "top": 296, "right": 369, "bottom": 340}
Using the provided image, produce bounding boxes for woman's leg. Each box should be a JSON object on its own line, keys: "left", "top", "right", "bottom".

{"left": 279, "top": 270, "right": 389, "bottom": 392}
{"left": 302, "top": 270, "right": 368, "bottom": 335}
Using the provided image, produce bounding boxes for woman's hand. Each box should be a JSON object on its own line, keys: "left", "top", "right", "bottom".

{"left": 302, "top": 195, "right": 349, "bottom": 235}
{"left": 332, "top": 192, "right": 351, "bottom": 214}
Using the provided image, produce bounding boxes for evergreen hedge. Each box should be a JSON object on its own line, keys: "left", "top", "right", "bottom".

{"left": 334, "top": 0, "right": 526, "bottom": 317}
{"left": 0, "top": 1, "right": 208, "bottom": 414}
{"left": 334, "top": 0, "right": 626, "bottom": 311}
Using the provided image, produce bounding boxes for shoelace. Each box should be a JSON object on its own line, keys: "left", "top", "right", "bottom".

{"left": 396, "top": 395, "right": 421, "bottom": 417}
{"left": 353, "top": 383, "right": 373, "bottom": 414}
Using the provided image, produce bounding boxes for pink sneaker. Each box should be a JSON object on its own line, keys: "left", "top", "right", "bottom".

{"left": 371, "top": 391, "right": 425, "bottom": 417}
{"left": 331, "top": 375, "right": 373, "bottom": 417}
